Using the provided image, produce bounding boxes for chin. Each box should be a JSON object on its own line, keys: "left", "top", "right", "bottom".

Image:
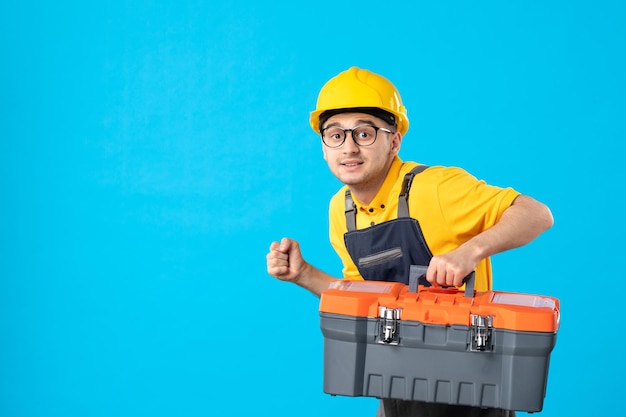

{"left": 338, "top": 174, "right": 363, "bottom": 186}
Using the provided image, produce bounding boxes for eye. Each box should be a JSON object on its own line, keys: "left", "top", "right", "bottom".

{"left": 323, "top": 128, "right": 344, "bottom": 142}
{"left": 356, "top": 130, "right": 371, "bottom": 139}
{"left": 354, "top": 126, "right": 375, "bottom": 139}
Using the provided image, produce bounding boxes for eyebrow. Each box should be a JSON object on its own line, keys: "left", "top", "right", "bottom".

{"left": 324, "top": 119, "right": 378, "bottom": 129}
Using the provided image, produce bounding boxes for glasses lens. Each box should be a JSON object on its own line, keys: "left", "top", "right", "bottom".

{"left": 353, "top": 126, "right": 377, "bottom": 146}
{"left": 322, "top": 127, "right": 345, "bottom": 148}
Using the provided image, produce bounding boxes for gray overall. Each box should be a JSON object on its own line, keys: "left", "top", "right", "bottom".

{"left": 343, "top": 165, "right": 516, "bottom": 417}
{"left": 344, "top": 165, "right": 432, "bottom": 286}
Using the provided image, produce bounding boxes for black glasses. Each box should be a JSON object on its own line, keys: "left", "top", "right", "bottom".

{"left": 321, "top": 125, "right": 394, "bottom": 148}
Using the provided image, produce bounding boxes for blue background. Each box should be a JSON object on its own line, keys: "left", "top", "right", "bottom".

{"left": 2, "top": 1, "right": 624, "bottom": 416}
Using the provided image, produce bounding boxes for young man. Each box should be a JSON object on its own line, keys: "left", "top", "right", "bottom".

{"left": 266, "top": 67, "right": 553, "bottom": 417}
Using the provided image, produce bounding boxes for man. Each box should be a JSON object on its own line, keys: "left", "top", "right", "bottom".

{"left": 266, "top": 67, "right": 553, "bottom": 417}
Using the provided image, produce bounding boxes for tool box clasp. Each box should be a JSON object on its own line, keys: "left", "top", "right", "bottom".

{"left": 470, "top": 314, "right": 494, "bottom": 352}
{"left": 377, "top": 306, "right": 402, "bottom": 345}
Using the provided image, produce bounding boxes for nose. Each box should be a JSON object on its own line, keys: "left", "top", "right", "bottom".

{"left": 342, "top": 130, "right": 360, "bottom": 152}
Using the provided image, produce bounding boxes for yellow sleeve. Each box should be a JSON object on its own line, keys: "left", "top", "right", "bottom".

{"left": 410, "top": 166, "right": 520, "bottom": 291}
{"left": 432, "top": 167, "right": 519, "bottom": 245}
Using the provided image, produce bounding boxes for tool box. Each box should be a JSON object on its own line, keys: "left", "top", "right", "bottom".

{"left": 318, "top": 271, "right": 560, "bottom": 412}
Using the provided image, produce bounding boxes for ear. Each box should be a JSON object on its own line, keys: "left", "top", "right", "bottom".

{"left": 391, "top": 132, "right": 402, "bottom": 155}
{"left": 322, "top": 141, "right": 328, "bottom": 161}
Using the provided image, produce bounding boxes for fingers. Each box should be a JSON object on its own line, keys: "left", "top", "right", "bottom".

{"left": 267, "top": 238, "right": 299, "bottom": 281}
{"left": 279, "top": 237, "right": 293, "bottom": 253}
{"left": 269, "top": 240, "right": 283, "bottom": 253}
{"left": 267, "top": 242, "right": 289, "bottom": 276}
{"left": 268, "top": 237, "right": 293, "bottom": 254}
{"left": 426, "top": 257, "right": 467, "bottom": 287}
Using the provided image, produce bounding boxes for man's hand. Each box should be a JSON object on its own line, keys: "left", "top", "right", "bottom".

{"left": 426, "top": 246, "right": 478, "bottom": 287}
{"left": 266, "top": 237, "right": 337, "bottom": 296}
{"left": 266, "top": 237, "right": 307, "bottom": 283}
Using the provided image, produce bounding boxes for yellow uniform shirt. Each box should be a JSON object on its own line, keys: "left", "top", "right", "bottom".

{"left": 328, "top": 157, "right": 520, "bottom": 292}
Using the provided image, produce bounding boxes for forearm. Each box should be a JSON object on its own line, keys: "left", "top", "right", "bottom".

{"left": 463, "top": 194, "right": 554, "bottom": 261}
{"left": 267, "top": 238, "right": 339, "bottom": 297}
{"left": 427, "top": 194, "right": 553, "bottom": 287}
{"left": 294, "top": 262, "right": 337, "bottom": 297}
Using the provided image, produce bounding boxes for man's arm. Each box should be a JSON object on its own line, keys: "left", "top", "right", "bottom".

{"left": 427, "top": 194, "right": 554, "bottom": 287}
{"left": 266, "top": 237, "right": 337, "bottom": 297}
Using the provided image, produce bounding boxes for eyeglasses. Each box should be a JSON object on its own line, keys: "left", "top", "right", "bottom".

{"left": 321, "top": 125, "right": 394, "bottom": 148}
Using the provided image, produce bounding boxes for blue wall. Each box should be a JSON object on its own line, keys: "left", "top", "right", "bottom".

{"left": 2, "top": 1, "right": 624, "bottom": 416}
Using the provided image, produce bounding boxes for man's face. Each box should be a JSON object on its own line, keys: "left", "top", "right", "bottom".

{"left": 321, "top": 112, "right": 401, "bottom": 197}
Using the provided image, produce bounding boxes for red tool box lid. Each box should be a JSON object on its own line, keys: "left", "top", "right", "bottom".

{"left": 319, "top": 280, "right": 560, "bottom": 333}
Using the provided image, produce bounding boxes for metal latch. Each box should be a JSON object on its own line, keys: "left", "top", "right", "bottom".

{"left": 470, "top": 314, "right": 493, "bottom": 352}
{"left": 377, "top": 307, "right": 402, "bottom": 345}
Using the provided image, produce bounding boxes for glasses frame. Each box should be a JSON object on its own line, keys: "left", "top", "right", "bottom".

{"left": 320, "top": 124, "right": 394, "bottom": 148}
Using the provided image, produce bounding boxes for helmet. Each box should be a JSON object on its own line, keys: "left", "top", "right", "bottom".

{"left": 310, "top": 67, "right": 409, "bottom": 136}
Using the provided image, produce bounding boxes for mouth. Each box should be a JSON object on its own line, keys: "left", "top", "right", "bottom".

{"left": 341, "top": 160, "right": 363, "bottom": 167}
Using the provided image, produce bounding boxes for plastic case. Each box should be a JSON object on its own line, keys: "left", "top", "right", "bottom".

{"left": 318, "top": 278, "right": 560, "bottom": 412}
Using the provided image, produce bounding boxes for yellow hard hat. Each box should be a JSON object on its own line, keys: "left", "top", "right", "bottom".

{"left": 310, "top": 67, "right": 409, "bottom": 136}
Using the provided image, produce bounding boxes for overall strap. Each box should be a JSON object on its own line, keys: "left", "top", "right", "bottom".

{"left": 397, "top": 164, "right": 429, "bottom": 218}
{"left": 344, "top": 164, "right": 429, "bottom": 232}
{"left": 345, "top": 189, "right": 357, "bottom": 232}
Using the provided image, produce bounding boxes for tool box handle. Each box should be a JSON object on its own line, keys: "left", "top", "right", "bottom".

{"left": 409, "top": 265, "right": 475, "bottom": 297}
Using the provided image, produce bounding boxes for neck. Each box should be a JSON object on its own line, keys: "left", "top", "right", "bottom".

{"left": 347, "top": 154, "right": 399, "bottom": 205}
{"left": 348, "top": 162, "right": 393, "bottom": 205}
